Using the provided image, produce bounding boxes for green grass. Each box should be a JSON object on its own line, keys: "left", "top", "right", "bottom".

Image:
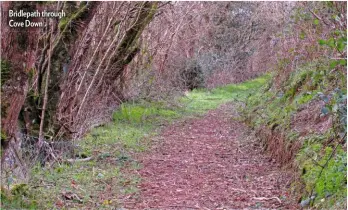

{"left": 21, "top": 74, "right": 270, "bottom": 209}
{"left": 113, "top": 101, "right": 181, "bottom": 125}
{"left": 1, "top": 184, "right": 37, "bottom": 210}
{"left": 182, "top": 74, "right": 270, "bottom": 113}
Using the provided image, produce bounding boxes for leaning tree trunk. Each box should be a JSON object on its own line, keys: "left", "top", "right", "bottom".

{"left": 0, "top": 2, "right": 42, "bottom": 163}
{"left": 56, "top": 2, "right": 158, "bottom": 139}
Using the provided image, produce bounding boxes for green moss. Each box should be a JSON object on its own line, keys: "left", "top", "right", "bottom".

{"left": 58, "top": 3, "right": 88, "bottom": 32}
{"left": 1, "top": 129, "right": 7, "bottom": 142}
{"left": 1, "top": 59, "right": 11, "bottom": 87}
{"left": 298, "top": 144, "right": 346, "bottom": 205}
{"left": 0, "top": 184, "right": 37, "bottom": 209}
{"left": 58, "top": 17, "right": 69, "bottom": 31}
{"left": 11, "top": 184, "right": 29, "bottom": 196}
{"left": 1, "top": 129, "right": 8, "bottom": 156}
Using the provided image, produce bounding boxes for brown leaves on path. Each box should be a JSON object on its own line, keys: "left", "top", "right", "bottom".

{"left": 124, "top": 103, "right": 298, "bottom": 209}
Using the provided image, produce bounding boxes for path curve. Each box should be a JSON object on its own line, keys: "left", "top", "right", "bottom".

{"left": 125, "top": 103, "right": 297, "bottom": 209}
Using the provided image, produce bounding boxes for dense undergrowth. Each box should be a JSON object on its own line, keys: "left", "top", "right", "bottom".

{"left": 240, "top": 59, "right": 347, "bottom": 209}
{"left": 238, "top": 2, "right": 347, "bottom": 208}
{"left": 0, "top": 76, "right": 269, "bottom": 209}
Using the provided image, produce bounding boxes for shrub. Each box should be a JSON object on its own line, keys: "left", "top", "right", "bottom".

{"left": 180, "top": 59, "right": 205, "bottom": 90}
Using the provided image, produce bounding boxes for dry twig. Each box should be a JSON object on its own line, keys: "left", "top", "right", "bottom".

{"left": 252, "top": 196, "right": 282, "bottom": 204}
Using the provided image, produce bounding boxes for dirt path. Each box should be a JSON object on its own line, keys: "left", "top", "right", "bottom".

{"left": 124, "top": 103, "right": 298, "bottom": 209}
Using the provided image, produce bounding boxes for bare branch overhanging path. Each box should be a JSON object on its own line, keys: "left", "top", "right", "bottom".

{"left": 123, "top": 103, "right": 298, "bottom": 209}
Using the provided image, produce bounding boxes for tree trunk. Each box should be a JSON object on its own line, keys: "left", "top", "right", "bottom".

{"left": 1, "top": 2, "right": 41, "bottom": 162}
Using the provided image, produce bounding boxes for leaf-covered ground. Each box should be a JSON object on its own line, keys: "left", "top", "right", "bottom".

{"left": 123, "top": 103, "right": 298, "bottom": 209}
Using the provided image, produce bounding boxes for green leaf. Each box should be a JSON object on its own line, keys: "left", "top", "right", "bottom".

{"left": 337, "top": 39, "right": 346, "bottom": 52}
{"left": 326, "top": 1, "right": 334, "bottom": 8}
{"left": 330, "top": 60, "right": 338, "bottom": 69}
{"left": 334, "top": 30, "right": 341, "bottom": 36}
{"left": 313, "top": 19, "right": 319, "bottom": 25}
{"left": 339, "top": 59, "right": 347, "bottom": 66}
{"left": 339, "top": 36, "right": 347, "bottom": 42}
{"left": 327, "top": 38, "right": 335, "bottom": 48}
{"left": 318, "top": 39, "right": 326, "bottom": 46}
